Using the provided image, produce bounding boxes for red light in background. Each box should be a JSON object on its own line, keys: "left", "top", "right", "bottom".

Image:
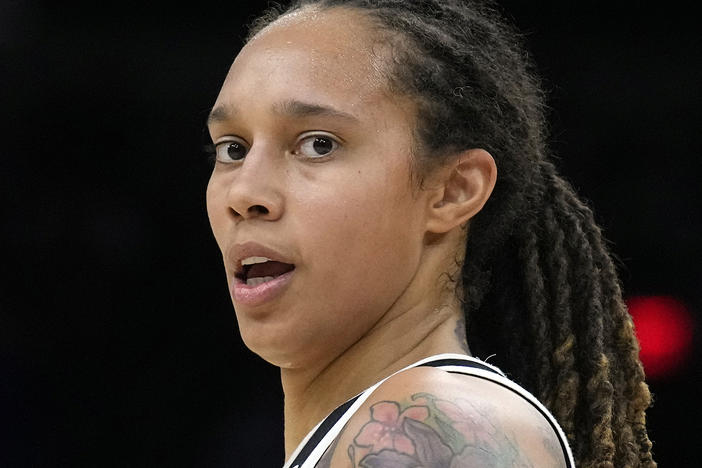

{"left": 626, "top": 295, "right": 694, "bottom": 379}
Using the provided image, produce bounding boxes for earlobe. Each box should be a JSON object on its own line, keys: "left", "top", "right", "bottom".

{"left": 425, "top": 149, "right": 497, "bottom": 234}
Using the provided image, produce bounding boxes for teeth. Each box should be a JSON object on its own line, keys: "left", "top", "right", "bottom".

{"left": 241, "top": 256, "right": 272, "bottom": 266}
{"left": 246, "top": 276, "right": 276, "bottom": 286}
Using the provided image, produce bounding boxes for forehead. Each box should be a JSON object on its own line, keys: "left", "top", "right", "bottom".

{"left": 214, "top": 7, "right": 392, "bottom": 112}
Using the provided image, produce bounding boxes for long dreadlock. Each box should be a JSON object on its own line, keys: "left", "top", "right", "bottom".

{"left": 248, "top": 1, "right": 656, "bottom": 466}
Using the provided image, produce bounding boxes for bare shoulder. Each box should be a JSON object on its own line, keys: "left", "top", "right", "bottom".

{"left": 319, "top": 366, "right": 568, "bottom": 468}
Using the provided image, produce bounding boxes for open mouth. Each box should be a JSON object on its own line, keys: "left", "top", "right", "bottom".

{"left": 236, "top": 257, "right": 296, "bottom": 286}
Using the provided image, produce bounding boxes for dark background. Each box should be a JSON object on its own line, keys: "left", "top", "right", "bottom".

{"left": 2, "top": 1, "right": 700, "bottom": 466}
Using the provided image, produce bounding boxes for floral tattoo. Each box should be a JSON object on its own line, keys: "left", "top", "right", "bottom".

{"left": 328, "top": 393, "right": 546, "bottom": 468}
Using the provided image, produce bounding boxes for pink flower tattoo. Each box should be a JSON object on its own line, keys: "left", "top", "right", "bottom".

{"left": 354, "top": 401, "right": 429, "bottom": 455}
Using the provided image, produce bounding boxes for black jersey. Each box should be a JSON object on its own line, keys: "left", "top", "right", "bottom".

{"left": 283, "top": 353, "right": 575, "bottom": 468}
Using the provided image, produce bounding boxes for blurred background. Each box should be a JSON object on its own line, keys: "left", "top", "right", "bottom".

{"left": 1, "top": 0, "right": 699, "bottom": 466}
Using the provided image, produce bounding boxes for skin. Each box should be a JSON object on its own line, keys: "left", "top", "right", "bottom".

{"left": 206, "top": 6, "right": 564, "bottom": 467}
{"left": 321, "top": 368, "right": 566, "bottom": 468}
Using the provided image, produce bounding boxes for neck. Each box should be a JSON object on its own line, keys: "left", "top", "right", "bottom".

{"left": 280, "top": 295, "right": 468, "bottom": 457}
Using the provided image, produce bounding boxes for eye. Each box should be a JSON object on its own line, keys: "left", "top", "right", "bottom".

{"left": 295, "top": 134, "right": 339, "bottom": 159}
{"left": 215, "top": 139, "right": 249, "bottom": 162}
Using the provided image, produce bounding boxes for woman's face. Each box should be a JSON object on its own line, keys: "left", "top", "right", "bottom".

{"left": 206, "top": 8, "right": 434, "bottom": 368}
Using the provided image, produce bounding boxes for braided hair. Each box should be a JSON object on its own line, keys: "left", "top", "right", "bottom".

{"left": 247, "top": 1, "right": 656, "bottom": 466}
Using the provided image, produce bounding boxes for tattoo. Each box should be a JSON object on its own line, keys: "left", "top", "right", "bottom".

{"left": 340, "top": 393, "right": 536, "bottom": 468}
{"left": 454, "top": 315, "right": 469, "bottom": 352}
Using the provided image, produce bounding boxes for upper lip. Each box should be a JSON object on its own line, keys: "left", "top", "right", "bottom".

{"left": 228, "top": 241, "right": 295, "bottom": 277}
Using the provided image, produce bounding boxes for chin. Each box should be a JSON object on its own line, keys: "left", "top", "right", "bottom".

{"left": 239, "top": 329, "right": 307, "bottom": 369}
{"left": 253, "top": 348, "right": 310, "bottom": 370}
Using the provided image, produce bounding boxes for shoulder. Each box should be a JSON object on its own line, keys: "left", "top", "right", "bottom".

{"left": 320, "top": 366, "right": 568, "bottom": 468}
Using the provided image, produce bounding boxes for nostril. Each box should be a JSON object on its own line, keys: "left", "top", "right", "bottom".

{"left": 230, "top": 205, "right": 269, "bottom": 219}
{"left": 249, "top": 205, "right": 269, "bottom": 215}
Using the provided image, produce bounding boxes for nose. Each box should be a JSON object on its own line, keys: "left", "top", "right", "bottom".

{"left": 225, "top": 147, "right": 284, "bottom": 222}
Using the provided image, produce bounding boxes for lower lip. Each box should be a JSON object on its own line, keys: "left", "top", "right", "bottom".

{"left": 232, "top": 269, "right": 295, "bottom": 307}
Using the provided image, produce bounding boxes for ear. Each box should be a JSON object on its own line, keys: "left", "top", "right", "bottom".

{"left": 425, "top": 148, "right": 497, "bottom": 234}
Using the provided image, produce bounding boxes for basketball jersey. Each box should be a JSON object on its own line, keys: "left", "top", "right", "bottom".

{"left": 282, "top": 353, "right": 575, "bottom": 468}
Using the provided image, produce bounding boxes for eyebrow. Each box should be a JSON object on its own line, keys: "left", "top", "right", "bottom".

{"left": 206, "top": 99, "right": 360, "bottom": 126}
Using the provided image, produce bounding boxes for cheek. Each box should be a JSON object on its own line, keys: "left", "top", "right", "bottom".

{"left": 205, "top": 173, "right": 229, "bottom": 246}
{"left": 204, "top": 184, "right": 235, "bottom": 293}
{"left": 292, "top": 164, "right": 421, "bottom": 303}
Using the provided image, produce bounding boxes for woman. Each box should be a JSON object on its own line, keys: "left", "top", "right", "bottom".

{"left": 205, "top": 1, "right": 656, "bottom": 467}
